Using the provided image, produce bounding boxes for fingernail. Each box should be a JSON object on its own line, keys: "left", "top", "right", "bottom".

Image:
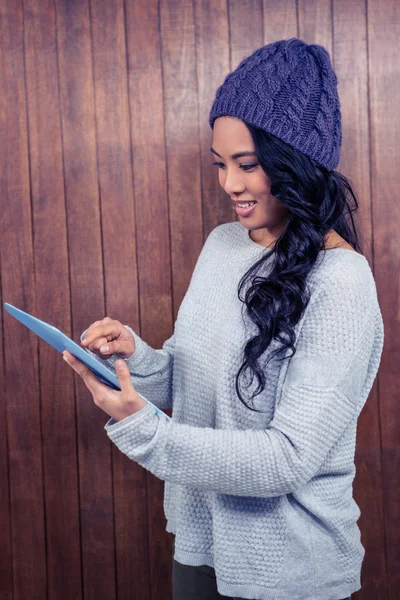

{"left": 100, "top": 345, "right": 109, "bottom": 352}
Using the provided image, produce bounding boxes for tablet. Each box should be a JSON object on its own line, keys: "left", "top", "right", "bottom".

{"left": 3, "top": 302, "right": 171, "bottom": 421}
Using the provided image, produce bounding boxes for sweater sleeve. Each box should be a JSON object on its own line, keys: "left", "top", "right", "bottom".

{"left": 80, "top": 325, "right": 175, "bottom": 410}
{"left": 103, "top": 265, "right": 382, "bottom": 498}
{"left": 78, "top": 227, "right": 218, "bottom": 411}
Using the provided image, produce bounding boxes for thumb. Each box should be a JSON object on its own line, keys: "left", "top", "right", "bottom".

{"left": 115, "top": 359, "right": 132, "bottom": 389}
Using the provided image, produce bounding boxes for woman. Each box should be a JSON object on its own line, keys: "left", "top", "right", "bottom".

{"left": 63, "top": 38, "right": 384, "bottom": 599}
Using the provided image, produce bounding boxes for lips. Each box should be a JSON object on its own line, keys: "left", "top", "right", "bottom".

{"left": 232, "top": 200, "right": 257, "bottom": 205}
{"left": 234, "top": 201, "right": 258, "bottom": 217}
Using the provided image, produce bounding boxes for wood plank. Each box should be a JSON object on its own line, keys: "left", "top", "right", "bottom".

{"left": 298, "top": 0, "right": 332, "bottom": 47}
{"left": 23, "top": 1, "right": 83, "bottom": 598}
{"left": 228, "top": 1, "right": 264, "bottom": 229}
{"left": 230, "top": 0, "right": 264, "bottom": 67}
{"left": 334, "top": 2, "right": 387, "bottom": 598}
{"left": 264, "top": 0, "right": 298, "bottom": 40}
{"left": 0, "top": 276, "right": 13, "bottom": 600}
{"left": 159, "top": 0, "right": 204, "bottom": 313}
{"left": 196, "top": 0, "right": 232, "bottom": 236}
{"left": 0, "top": 1, "right": 47, "bottom": 597}
{"left": 367, "top": 1, "right": 400, "bottom": 598}
{"left": 134, "top": 0, "right": 207, "bottom": 597}
{"left": 124, "top": 0, "right": 187, "bottom": 596}
{"left": 90, "top": 0, "right": 162, "bottom": 597}
{"left": 54, "top": 0, "right": 116, "bottom": 597}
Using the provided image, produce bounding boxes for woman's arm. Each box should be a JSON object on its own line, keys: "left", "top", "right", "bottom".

{"left": 79, "top": 227, "right": 219, "bottom": 410}
{"left": 102, "top": 264, "right": 384, "bottom": 497}
{"left": 80, "top": 325, "right": 175, "bottom": 410}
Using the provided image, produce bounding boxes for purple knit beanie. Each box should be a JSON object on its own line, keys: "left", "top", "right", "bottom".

{"left": 209, "top": 38, "right": 342, "bottom": 171}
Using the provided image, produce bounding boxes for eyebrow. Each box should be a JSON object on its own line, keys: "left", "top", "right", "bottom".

{"left": 210, "top": 146, "right": 257, "bottom": 160}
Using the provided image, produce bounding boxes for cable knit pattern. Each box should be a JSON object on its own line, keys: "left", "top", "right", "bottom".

{"left": 209, "top": 38, "right": 342, "bottom": 171}
{"left": 81, "top": 222, "right": 384, "bottom": 600}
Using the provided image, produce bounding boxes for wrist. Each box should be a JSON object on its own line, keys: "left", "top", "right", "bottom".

{"left": 115, "top": 394, "right": 147, "bottom": 422}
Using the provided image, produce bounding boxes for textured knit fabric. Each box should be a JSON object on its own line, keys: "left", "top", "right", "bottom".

{"left": 81, "top": 222, "right": 384, "bottom": 600}
{"left": 171, "top": 552, "right": 353, "bottom": 600}
{"left": 209, "top": 38, "right": 342, "bottom": 171}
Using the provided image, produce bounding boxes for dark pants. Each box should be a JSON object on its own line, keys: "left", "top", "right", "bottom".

{"left": 172, "top": 536, "right": 352, "bottom": 600}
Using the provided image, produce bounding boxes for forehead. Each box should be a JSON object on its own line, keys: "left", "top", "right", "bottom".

{"left": 212, "top": 116, "right": 254, "bottom": 149}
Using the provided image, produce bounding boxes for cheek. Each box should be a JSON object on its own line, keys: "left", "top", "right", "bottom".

{"left": 218, "top": 171, "right": 224, "bottom": 185}
{"left": 253, "top": 177, "right": 272, "bottom": 200}
{"left": 254, "top": 171, "right": 271, "bottom": 191}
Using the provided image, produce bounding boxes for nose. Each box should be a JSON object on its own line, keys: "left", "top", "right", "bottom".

{"left": 221, "top": 168, "right": 246, "bottom": 196}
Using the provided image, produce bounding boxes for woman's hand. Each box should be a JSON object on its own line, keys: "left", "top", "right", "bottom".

{"left": 80, "top": 317, "right": 136, "bottom": 359}
{"left": 62, "top": 350, "right": 147, "bottom": 422}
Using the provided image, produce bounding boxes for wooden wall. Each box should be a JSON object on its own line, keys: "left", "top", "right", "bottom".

{"left": 0, "top": 1, "right": 397, "bottom": 598}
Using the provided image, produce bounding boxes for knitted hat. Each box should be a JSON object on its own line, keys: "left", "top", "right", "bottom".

{"left": 209, "top": 38, "right": 342, "bottom": 171}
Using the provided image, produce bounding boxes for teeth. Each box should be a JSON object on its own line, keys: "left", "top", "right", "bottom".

{"left": 237, "top": 202, "right": 255, "bottom": 208}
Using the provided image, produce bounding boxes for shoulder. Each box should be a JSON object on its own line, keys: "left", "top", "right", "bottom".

{"left": 312, "top": 249, "right": 374, "bottom": 290}
{"left": 308, "top": 250, "right": 381, "bottom": 324}
{"left": 293, "top": 253, "right": 384, "bottom": 368}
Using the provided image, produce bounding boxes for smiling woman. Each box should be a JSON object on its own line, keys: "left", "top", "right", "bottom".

{"left": 210, "top": 117, "right": 290, "bottom": 241}
{"left": 92, "top": 37, "right": 384, "bottom": 600}
{"left": 207, "top": 107, "right": 364, "bottom": 414}
{"left": 170, "top": 37, "right": 373, "bottom": 600}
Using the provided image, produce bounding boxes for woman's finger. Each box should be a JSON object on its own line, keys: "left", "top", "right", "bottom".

{"left": 63, "top": 350, "right": 102, "bottom": 394}
{"left": 63, "top": 351, "right": 147, "bottom": 421}
{"left": 114, "top": 360, "right": 133, "bottom": 392}
{"left": 114, "top": 360, "right": 147, "bottom": 415}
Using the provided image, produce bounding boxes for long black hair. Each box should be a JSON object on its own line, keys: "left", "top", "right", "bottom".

{"left": 235, "top": 122, "right": 363, "bottom": 411}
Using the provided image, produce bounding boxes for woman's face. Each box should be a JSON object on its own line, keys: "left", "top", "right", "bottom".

{"left": 211, "top": 116, "right": 289, "bottom": 247}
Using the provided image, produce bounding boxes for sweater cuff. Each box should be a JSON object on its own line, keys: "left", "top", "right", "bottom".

{"left": 104, "top": 401, "right": 156, "bottom": 431}
{"left": 104, "top": 402, "right": 163, "bottom": 471}
{"left": 119, "top": 326, "right": 149, "bottom": 368}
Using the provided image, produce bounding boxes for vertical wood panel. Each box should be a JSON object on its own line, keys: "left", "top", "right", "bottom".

{"left": 195, "top": 0, "right": 230, "bottom": 236}
{"left": 123, "top": 1, "right": 175, "bottom": 598}
{"left": 0, "top": 1, "right": 47, "bottom": 598}
{"left": 0, "top": 13, "right": 13, "bottom": 594}
{"left": 90, "top": 0, "right": 163, "bottom": 597}
{"left": 229, "top": 0, "right": 264, "bottom": 67}
{"left": 54, "top": 0, "right": 116, "bottom": 597}
{"left": 228, "top": 0, "right": 264, "bottom": 229}
{"left": 334, "top": 2, "right": 387, "bottom": 598}
{"left": 367, "top": 1, "right": 400, "bottom": 598}
{"left": 150, "top": 1, "right": 204, "bottom": 595}
{"left": 0, "top": 278, "right": 13, "bottom": 600}
{"left": 159, "top": 0, "right": 203, "bottom": 313}
{"left": 264, "top": 0, "right": 298, "bottom": 39}
{"left": 23, "top": 2, "right": 83, "bottom": 597}
{"left": 298, "top": 0, "right": 332, "bottom": 48}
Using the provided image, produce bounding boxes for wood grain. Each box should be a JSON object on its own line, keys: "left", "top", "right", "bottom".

{"left": 55, "top": 0, "right": 116, "bottom": 597}
{"left": 367, "top": 1, "right": 400, "bottom": 598}
{"left": 23, "top": 1, "right": 83, "bottom": 598}
{"left": 334, "top": 3, "right": 387, "bottom": 598}
{"left": 0, "top": 1, "right": 395, "bottom": 598}
{"left": 0, "top": 1, "right": 47, "bottom": 598}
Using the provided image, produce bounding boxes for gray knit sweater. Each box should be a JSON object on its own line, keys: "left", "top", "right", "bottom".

{"left": 81, "top": 222, "right": 384, "bottom": 600}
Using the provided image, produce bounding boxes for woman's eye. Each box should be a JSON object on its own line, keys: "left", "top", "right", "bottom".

{"left": 212, "top": 162, "right": 257, "bottom": 172}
